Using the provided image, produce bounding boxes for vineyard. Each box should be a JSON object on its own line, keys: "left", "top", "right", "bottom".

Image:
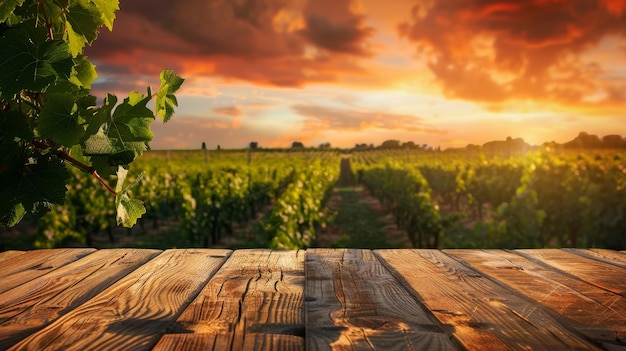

{"left": 352, "top": 147, "right": 626, "bottom": 249}
{"left": 2, "top": 147, "right": 626, "bottom": 250}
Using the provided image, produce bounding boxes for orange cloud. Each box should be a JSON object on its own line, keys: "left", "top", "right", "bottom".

{"left": 213, "top": 106, "right": 243, "bottom": 117}
{"left": 292, "top": 104, "right": 446, "bottom": 134}
{"left": 86, "top": 0, "right": 374, "bottom": 87}
{"left": 209, "top": 106, "right": 242, "bottom": 129}
{"left": 299, "top": 0, "right": 374, "bottom": 55}
{"left": 603, "top": 0, "right": 626, "bottom": 15}
{"left": 398, "top": 0, "right": 626, "bottom": 107}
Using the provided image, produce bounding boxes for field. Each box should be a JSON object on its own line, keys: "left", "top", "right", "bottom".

{"left": 2, "top": 147, "right": 626, "bottom": 250}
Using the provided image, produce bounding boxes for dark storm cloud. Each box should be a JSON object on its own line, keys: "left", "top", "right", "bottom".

{"left": 299, "top": 0, "right": 373, "bottom": 55}
{"left": 85, "top": 0, "right": 373, "bottom": 85}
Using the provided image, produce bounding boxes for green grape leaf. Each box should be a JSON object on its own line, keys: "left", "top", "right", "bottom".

{"left": 22, "top": 155, "right": 71, "bottom": 216}
{"left": 0, "top": 0, "right": 24, "bottom": 22}
{"left": 116, "top": 195, "right": 145, "bottom": 227}
{"left": 155, "top": 70, "right": 184, "bottom": 122}
{"left": 84, "top": 93, "right": 116, "bottom": 139}
{"left": 83, "top": 92, "right": 153, "bottom": 175}
{"left": 0, "top": 27, "right": 74, "bottom": 98}
{"left": 0, "top": 154, "right": 71, "bottom": 226}
{"left": 83, "top": 126, "right": 112, "bottom": 154}
{"left": 90, "top": 0, "right": 119, "bottom": 31}
{"left": 68, "top": 144, "right": 91, "bottom": 165}
{"left": 0, "top": 109, "right": 33, "bottom": 141}
{"left": 0, "top": 111, "right": 31, "bottom": 225}
{"left": 89, "top": 155, "right": 117, "bottom": 178}
{"left": 113, "top": 91, "right": 154, "bottom": 124}
{"left": 0, "top": 203, "right": 26, "bottom": 228}
{"left": 65, "top": 2, "right": 104, "bottom": 56}
{"left": 115, "top": 167, "right": 145, "bottom": 227}
{"left": 38, "top": 92, "right": 85, "bottom": 147}
{"left": 76, "top": 92, "right": 97, "bottom": 109}
{"left": 65, "top": 21, "right": 89, "bottom": 58}
{"left": 69, "top": 54, "right": 98, "bottom": 88}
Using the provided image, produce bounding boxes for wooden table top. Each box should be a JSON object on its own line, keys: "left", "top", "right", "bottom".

{"left": 0, "top": 248, "right": 624, "bottom": 350}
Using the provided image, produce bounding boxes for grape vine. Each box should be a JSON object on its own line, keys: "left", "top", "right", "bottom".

{"left": 0, "top": 0, "right": 184, "bottom": 228}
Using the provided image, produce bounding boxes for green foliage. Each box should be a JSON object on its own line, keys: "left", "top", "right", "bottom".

{"left": 0, "top": 1, "right": 183, "bottom": 228}
{"left": 9, "top": 147, "right": 626, "bottom": 250}
{"left": 264, "top": 158, "right": 339, "bottom": 249}
{"left": 352, "top": 148, "right": 626, "bottom": 249}
{"left": 357, "top": 160, "right": 442, "bottom": 248}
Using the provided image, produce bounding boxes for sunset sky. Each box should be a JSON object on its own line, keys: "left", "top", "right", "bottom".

{"left": 85, "top": 0, "right": 626, "bottom": 149}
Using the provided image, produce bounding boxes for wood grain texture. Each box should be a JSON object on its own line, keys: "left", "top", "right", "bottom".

{"left": 153, "top": 249, "right": 305, "bottom": 351}
{"left": 565, "top": 248, "right": 626, "bottom": 269}
{"left": 0, "top": 250, "right": 25, "bottom": 264}
{"left": 445, "top": 249, "right": 626, "bottom": 351}
{"left": 0, "top": 249, "right": 161, "bottom": 349}
{"left": 8, "top": 249, "right": 231, "bottom": 351}
{"left": 305, "top": 248, "right": 459, "bottom": 351}
{"left": 0, "top": 248, "right": 624, "bottom": 350}
{"left": 517, "top": 249, "right": 626, "bottom": 296}
{"left": 0, "top": 249, "right": 95, "bottom": 294}
{"left": 376, "top": 249, "right": 601, "bottom": 351}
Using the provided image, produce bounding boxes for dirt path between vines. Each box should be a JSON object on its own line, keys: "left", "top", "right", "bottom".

{"left": 313, "top": 156, "right": 412, "bottom": 248}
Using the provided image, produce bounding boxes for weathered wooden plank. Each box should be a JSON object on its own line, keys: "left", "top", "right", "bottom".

{"left": 153, "top": 249, "right": 305, "bottom": 351}
{"left": 8, "top": 249, "right": 231, "bottom": 351}
{"left": 376, "top": 249, "right": 601, "bottom": 351}
{"left": 0, "top": 248, "right": 96, "bottom": 294}
{"left": 0, "top": 250, "right": 26, "bottom": 264}
{"left": 446, "top": 249, "right": 626, "bottom": 351}
{"left": 0, "top": 249, "right": 161, "bottom": 350}
{"left": 565, "top": 249, "right": 626, "bottom": 269}
{"left": 305, "top": 248, "right": 459, "bottom": 351}
{"left": 517, "top": 249, "right": 626, "bottom": 296}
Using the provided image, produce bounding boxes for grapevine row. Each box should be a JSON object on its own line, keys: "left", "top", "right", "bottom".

{"left": 25, "top": 150, "right": 339, "bottom": 249}
{"left": 352, "top": 148, "right": 626, "bottom": 249}
{"left": 263, "top": 156, "right": 339, "bottom": 249}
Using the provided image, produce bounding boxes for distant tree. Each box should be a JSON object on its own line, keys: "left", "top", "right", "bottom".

{"left": 564, "top": 132, "right": 602, "bottom": 149}
{"left": 381, "top": 140, "right": 401, "bottom": 149}
{"left": 602, "top": 135, "right": 626, "bottom": 149}
{"left": 482, "top": 137, "right": 529, "bottom": 156}
{"left": 249, "top": 141, "right": 259, "bottom": 149}
{"left": 201, "top": 142, "right": 206, "bottom": 150}
{"left": 291, "top": 141, "right": 304, "bottom": 149}
{"left": 217, "top": 144, "right": 221, "bottom": 150}
{"left": 402, "top": 141, "right": 416, "bottom": 149}
{"left": 319, "top": 142, "right": 331, "bottom": 149}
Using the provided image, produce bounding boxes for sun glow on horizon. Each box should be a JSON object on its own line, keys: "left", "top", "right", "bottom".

{"left": 86, "top": 0, "right": 626, "bottom": 150}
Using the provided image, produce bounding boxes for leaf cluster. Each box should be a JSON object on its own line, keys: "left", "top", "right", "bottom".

{"left": 0, "top": 0, "right": 183, "bottom": 227}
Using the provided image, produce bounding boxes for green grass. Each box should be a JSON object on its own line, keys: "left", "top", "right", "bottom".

{"left": 329, "top": 187, "right": 397, "bottom": 249}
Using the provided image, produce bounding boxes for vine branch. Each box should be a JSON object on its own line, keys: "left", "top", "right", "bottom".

{"left": 38, "top": 0, "right": 54, "bottom": 40}
{"left": 30, "top": 139, "right": 118, "bottom": 195}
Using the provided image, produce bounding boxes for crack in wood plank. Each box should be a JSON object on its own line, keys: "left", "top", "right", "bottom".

{"left": 153, "top": 249, "right": 305, "bottom": 351}
{"left": 306, "top": 248, "right": 459, "bottom": 351}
